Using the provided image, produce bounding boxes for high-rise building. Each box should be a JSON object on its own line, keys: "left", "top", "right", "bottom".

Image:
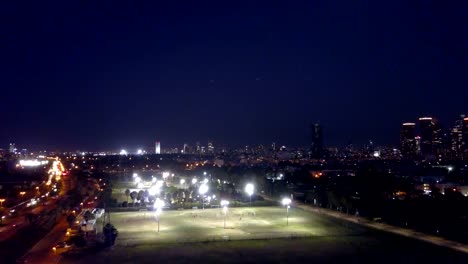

{"left": 311, "top": 123, "right": 323, "bottom": 159}
{"left": 155, "top": 141, "right": 161, "bottom": 154}
{"left": 419, "top": 117, "right": 435, "bottom": 158}
{"left": 450, "top": 114, "right": 465, "bottom": 159}
{"left": 400, "top": 123, "right": 416, "bottom": 159}
{"left": 462, "top": 117, "right": 468, "bottom": 160}
{"left": 415, "top": 136, "right": 421, "bottom": 156}
{"left": 9, "top": 143, "right": 16, "bottom": 153}
{"left": 196, "top": 141, "right": 201, "bottom": 153}
{"left": 208, "top": 141, "right": 214, "bottom": 153}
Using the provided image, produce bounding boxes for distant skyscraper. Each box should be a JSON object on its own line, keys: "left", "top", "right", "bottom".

{"left": 462, "top": 117, "right": 468, "bottom": 160}
{"left": 450, "top": 114, "right": 465, "bottom": 159}
{"left": 196, "top": 141, "right": 201, "bottom": 153}
{"left": 419, "top": 117, "right": 435, "bottom": 158}
{"left": 155, "top": 141, "right": 161, "bottom": 154}
{"left": 9, "top": 143, "right": 16, "bottom": 153}
{"left": 400, "top": 123, "right": 416, "bottom": 159}
{"left": 208, "top": 141, "right": 214, "bottom": 153}
{"left": 311, "top": 123, "right": 323, "bottom": 159}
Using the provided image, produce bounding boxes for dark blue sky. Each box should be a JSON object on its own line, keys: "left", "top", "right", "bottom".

{"left": 1, "top": 1, "right": 466, "bottom": 151}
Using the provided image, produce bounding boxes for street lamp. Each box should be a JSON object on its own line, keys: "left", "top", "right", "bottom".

{"left": 220, "top": 200, "right": 229, "bottom": 229}
{"left": 245, "top": 183, "right": 254, "bottom": 207}
{"left": 19, "top": 191, "right": 26, "bottom": 199}
{"left": 154, "top": 198, "right": 165, "bottom": 233}
{"left": 282, "top": 198, "right": 292, "bottom": 226}
{"left": 0, "top": 198, "right": 5, "bottom": 208}
{"left": 199, "top": 184, "right": 209, "bottom": 209}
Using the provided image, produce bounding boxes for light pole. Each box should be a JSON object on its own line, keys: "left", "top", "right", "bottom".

{"left": 0, "top": 198, "right": 5, "bottom": 208}
{"left": 245, "top": 183, "right": 254, "bottom": 207}
{"left": 153, "top": 198, "right": 165, "bottom": 233}
{"left": 221, "top": 200, "right": 229, "bottom": 229}
{"left": 282, "top": 198, "right": 291, "bottom": 226}
{"left": 199, "top": 184, "right": 208, "bottom": 209}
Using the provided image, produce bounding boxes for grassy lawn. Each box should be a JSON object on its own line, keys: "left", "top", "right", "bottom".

{"left": 109, "top": 206, "right": 365, "bottom": 246}
{"left": 60, "top": 206, "right": 467, "bottom": 264}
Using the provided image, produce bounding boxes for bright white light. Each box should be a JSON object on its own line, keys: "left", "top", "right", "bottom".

{"left": 133, "top": 173, "right": 138, "bottom": 178}
{"left": 220, "top": 200, "right": 229, "bottom": 207}
{"left": 447, "top": 166, "right": 453, "bottom": 172}
{"left": 282, "top": 198, "right": 291, "bottom": 206}
{"left": 199, "top": 184, "right": 208, "bottom": 195}
{"left": 203, "top": 178, "right": 209, "bottom": 184}
{"left": 212, "top": 195, "right": 216, "bottom": 199}
{"left": 154, "top": 198, "right": 165, "bottom": 209}
{"left": 137, "top": 149, "right": 143, "bottom": 155}
{"left": 137, "top": 182, "right": 144, "bottom": 189}
{"left": 162, "top": 172, "right": 170, "bottom": 179}
{"left": 245, "top": 183, "right": 254, "bottom": 196}
{"left": 373, "top": 151, "right": 380, "bottom": 158}
{"left": 134, "top": 176, "right": 141, "bottom": 184}
{"left": 120, "top": 149, "right": 128, "bottom": 155}
{"left": 192, "top": 178, "right": 197, "bottom": 184}
{"left": 203, "top": 171, "right": 207, "bottom": 176}
{"left": 156, "top": 180, "right": 164, "bottom": 188}
{"left": 180, "top": 179, "right": 186, "bottom": 185}
{"left": 149, "top": 185, "right": 160, "bottom": 196}
{"left": 152, "top": 176, "right": 157, "bottom": 183}
{"left": 19, "top": 160, "right": 49, "bottom": 167}
{"left": 171, "top": 173, "right": 175, "bottom": 177}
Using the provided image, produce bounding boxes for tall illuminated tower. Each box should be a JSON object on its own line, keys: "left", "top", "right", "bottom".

{"left": 155, "top": 141, "right": 161, "bottom": 154}
{"left": 400, "top": 123, "right": 416, "bottom": 159}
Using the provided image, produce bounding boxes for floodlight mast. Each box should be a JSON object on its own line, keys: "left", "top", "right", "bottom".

{"left": 221, "top": 200, "right": 229, "bottom": 229}
{"left": 245, "top": 183, "right": 254, "bottom": 207}
{"left": 282, "top": 198, "right": 292, "bottom": 226}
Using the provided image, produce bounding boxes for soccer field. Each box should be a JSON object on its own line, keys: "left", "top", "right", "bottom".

{"left": 111, "top": 206, "right": 364, "bottom": 246}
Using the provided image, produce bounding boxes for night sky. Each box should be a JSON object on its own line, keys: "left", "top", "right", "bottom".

{"left": 1, "top": 1, "right": 466, "bottom": 151}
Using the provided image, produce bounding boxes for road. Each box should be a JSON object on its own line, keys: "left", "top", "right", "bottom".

{"left": 17, "top": 216, "right": 67, "bottom": 264}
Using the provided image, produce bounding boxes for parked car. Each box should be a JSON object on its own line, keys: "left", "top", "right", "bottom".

{"left": 52, "top": 241, "right": 74, "bottom": 255}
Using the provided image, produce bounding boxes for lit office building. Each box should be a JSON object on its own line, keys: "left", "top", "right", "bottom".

{"left": 400, "top": 123, "right": 416, "bottom": 159}
{"left": 155, "top": 141, "right": 161, "bottom": 154}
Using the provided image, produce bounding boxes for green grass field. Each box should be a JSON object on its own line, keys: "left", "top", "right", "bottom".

{"left": 111, "top": 206, "right": 365, "bottom": 246}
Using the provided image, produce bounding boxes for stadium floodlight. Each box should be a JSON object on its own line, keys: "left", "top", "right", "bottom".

{"left": 153, "top": 198, "right": 165, "bottom": 232}
{"left": 134, "top": 176, "right": 141, "bottom": 184}
{"left": 245, "top": 183, "right": 254, "bottom": 206}
{"left": 221, "top": 200, "right": 229, "bottom": 229}
{"left": 199, "top": 184, "right": 209, "bottom": 209}
{"left": 149, "top": 185, "right": 160, "bottom": 196}
{"left": 282, "top": 198, "right": 292, "bottom": 226}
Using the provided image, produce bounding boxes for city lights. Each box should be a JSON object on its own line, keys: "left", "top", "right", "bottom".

{"left": 19, "top": 159, "right": 49, "bottom": 167}
{"left": 120, "top": 149, "right": 128, "bottom": 155}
